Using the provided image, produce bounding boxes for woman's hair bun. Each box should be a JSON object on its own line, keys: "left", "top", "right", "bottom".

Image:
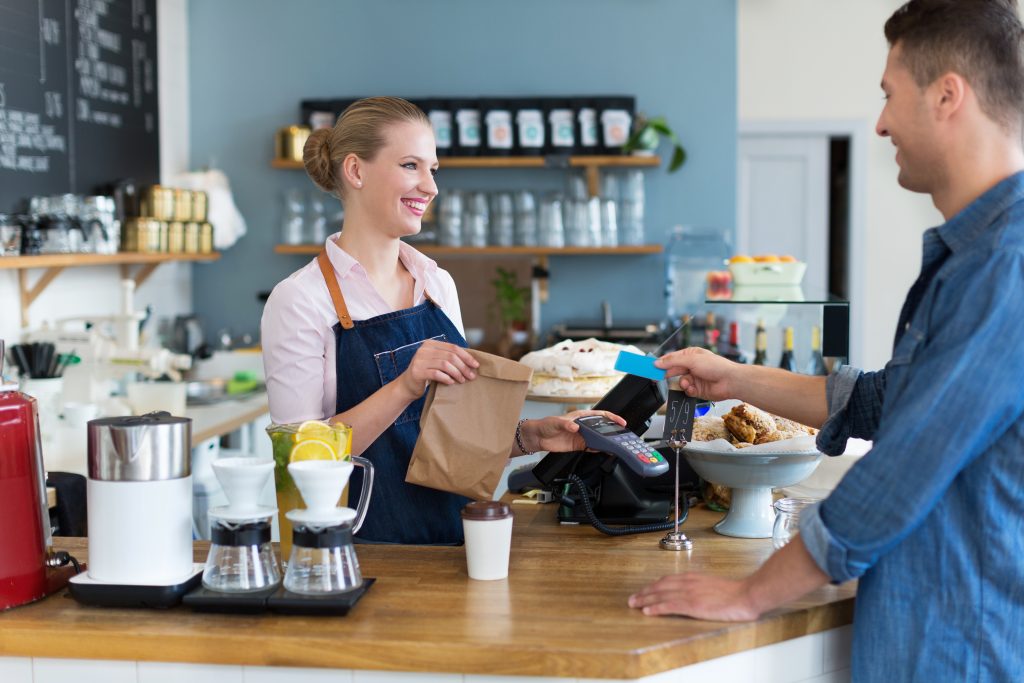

{"left": 303, "top": 128, "right": 336, "bottom": 193}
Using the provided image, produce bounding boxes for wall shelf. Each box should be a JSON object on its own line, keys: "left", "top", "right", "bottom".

{"left": 271, "top": 154, "right": 661, "bottom": 196}
{"left": 1, "top": 252, "right": 221, "bottom": 327}
{"left": 273, "top": 244, "right": 662, "bottom": 257}
{"left": 274, "top": 244, "right": 660, "bottom": 303}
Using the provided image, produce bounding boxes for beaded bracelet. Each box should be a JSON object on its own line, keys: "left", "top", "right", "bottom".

{"left": 515, "top": 418, "right": 534, "bottom": 455}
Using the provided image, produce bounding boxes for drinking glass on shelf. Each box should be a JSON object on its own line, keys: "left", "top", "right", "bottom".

{"left": 513, "top": 191, "right": 538, "bottom": 246}
{"left": 280, "top": 188, "right": 306, "bottom": 245}
{"left": 563, "top": 198, "right": 589, "bottom": 247}
{"left": 462, "top": 191, "right": 489, "bottom": 247}
{"left": 307, "top": 192, "right": 329, "bottom": 244}
{"left": 0, "top": 214, "right": 22, "bottom": 256}
{"left": 538, "top": 194, "right": 564, "bottom": 248}
{"left": 600, "top": 197, "right": 618, "bottom": 247}
{"left": 585, "top": 197, "right": 603, "bottom": 247}
{"left": 489, "top": 192, "right": 514, "bottom": 247}
{"left": 438, "top": 191, "right": 463, "bottom": 246}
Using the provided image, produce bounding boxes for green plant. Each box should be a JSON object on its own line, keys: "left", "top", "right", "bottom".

{"left": 490, "top": 267, "right": 530, "bottom": 330}
{"left": 622, "top": 114, "right": 687, "bottom": 173}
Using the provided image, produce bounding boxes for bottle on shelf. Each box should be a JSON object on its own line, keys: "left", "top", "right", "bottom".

{"left": 753, "top": 319, "right": 768, "bottom": 366}
{"left": 779, "top": 326, "right": 797, "bottom": 372}
{"left": 806, "top": 325, "right": 829, "bottom": 375}
{"left": 720, "top": 321, "right": 749, "bottom": 364}
{"left": 702, "top": 312, "right": 719, "bottom": 353}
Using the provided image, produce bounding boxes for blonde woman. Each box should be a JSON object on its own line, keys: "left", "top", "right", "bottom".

{"left": 261, "top": 97, "right": 622, "bottom": 544}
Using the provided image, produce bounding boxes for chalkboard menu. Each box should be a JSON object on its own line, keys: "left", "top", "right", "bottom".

{"left": 0, "top": 0, "right": 159, "bottom": 212}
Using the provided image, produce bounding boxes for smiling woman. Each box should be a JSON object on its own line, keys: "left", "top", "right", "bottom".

{"left": 260, "top": 97, "right": 624, "bottom": 545}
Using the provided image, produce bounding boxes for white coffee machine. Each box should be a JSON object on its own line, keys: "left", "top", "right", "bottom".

{"left": 69, "top": 412, "right": 202, "bottom": 607}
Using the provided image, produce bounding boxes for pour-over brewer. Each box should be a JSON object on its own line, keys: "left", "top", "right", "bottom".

{"left": 284, "top": 458, "right": 374, "bottom": 595}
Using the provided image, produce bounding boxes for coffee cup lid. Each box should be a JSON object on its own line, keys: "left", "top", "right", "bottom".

{"left": 461, "top": 500, "right": 512, "bottom": 521}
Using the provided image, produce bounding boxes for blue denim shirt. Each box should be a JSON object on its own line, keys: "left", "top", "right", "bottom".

{"left": 800, "top": 172, "right": 1024, "bottom": 682}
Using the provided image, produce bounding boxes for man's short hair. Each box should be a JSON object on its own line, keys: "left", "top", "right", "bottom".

{"left": 885, "top": 0, "right": 1024, "bottom": 131}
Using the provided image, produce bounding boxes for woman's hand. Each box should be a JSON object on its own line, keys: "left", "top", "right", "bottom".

{"left": 519, "top": 409, "right": 627, "bottom": 454}
{"left": 654, "top": 347, "right": 741, "bottom": 401}
{"left": 397, "top": 340, "right": 480, "bottom": 402}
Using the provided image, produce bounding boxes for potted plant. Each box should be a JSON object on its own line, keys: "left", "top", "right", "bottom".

{"left": 490, "top": 267, "right": 531, "bottom": 357}
{"left": 622, "top": 113, "right": 687, "bottom": 173}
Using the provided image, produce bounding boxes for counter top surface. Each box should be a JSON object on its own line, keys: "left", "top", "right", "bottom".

{"left": 0, "top": 504, "right": 855, "bottom": 678}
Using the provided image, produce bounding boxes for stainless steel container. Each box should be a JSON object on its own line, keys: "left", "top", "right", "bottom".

{"left": 173, "top": 189, "right": 193, "bottom": 222}
{"left": 191, "top": 191, "right": 208, "bottom": 222}
{"left": 86, "top": 413, "right": 194, "bottom": 585}
{"left": 276, "top": 125, "right": 311, "bottom": 162}
{"left": 184, "top": 221, "right": 201, "bottom": 253}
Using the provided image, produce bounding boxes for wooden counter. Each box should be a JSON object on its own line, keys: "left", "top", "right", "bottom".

{"left": 0, "top": 504, "right": 855, "bottom": 679}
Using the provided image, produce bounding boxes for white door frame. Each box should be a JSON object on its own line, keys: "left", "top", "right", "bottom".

{"left": 739, "top": 120, "right": 868, "bottom": 366}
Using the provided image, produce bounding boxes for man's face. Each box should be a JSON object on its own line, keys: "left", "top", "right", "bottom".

{"left": 876, "top": 44, "right": 944, "bottom": 193}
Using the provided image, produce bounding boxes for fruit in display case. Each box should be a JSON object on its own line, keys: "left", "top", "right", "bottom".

{"left": 727, "top": 253, "right": 806, "bottom": 286}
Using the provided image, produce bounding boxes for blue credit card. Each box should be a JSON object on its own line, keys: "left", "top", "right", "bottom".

{"left": 614, "top": 351, "right": 666, "bottom": 381}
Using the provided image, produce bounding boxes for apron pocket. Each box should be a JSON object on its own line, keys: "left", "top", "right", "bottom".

{"left": 374, "top": 334, "right": 447, "bottom": 424}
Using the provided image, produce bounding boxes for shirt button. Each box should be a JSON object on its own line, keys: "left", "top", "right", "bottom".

{"left": 905, "top": 322, "right": 910, "bottom": 331}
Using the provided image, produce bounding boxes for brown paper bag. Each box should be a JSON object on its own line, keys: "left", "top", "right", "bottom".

{"left": 406, "top": 348, "right": 533, "bottom": 500}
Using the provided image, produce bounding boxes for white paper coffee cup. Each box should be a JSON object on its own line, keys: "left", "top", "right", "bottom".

{"left": 461, "top": 501, "right": 513, "bottom": 580}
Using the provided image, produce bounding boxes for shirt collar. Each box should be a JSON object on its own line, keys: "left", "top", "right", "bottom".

{"left": 936, "top": 171, "right": 1024, "bottom": 253}
{"left": 323, "top": 232, "right": 438, "bottom": 285}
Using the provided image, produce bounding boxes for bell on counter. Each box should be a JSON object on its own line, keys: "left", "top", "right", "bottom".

{"left": 283, "top": 457, "right": 374, "bottom": 595}
{"left": 68, "top": 411, "right": 202, "bottom": 608}
{"left": 202, "top": 457, "right": 280, "bottom": 593}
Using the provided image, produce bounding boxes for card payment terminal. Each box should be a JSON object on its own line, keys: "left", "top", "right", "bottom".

{"left": 574, "top": 416, "right": 669, "bottom": 477}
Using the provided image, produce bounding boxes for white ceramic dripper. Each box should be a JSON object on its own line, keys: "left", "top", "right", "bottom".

{"left": 211, "top": 457, "right": 275, "bottom": 517}
{"left": 286, "top": 458, "right": 374, "bottom": 532}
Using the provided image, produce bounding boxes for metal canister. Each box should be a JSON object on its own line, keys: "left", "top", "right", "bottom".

{"left": 121, "top": 218, "right": 140, "bottom": 251}
{"left": 140, "top": 186, "right": 175, "bottom": 221}
{"left": 168, "top": 221, "right": 185, "bottom": 253}
{"left": 199, "top": 222, "right": 214, "bottom": 254}
{"left": 158, "top": 221, "right": 169, "bottom": 252}
{"left": 184, "top": 221, "right": 201, "bottom": 253}
{"left": 191, "top": 191, "right": 208, "bottom": 222}
{"left": 86, "top": 413, "right": 194, "bottom": 585}
{"left": 140, "top": 219, "right": 162, "bottom": 253}
{"left": 173, "top": 189, "right": 193, "bottom": 222}
{"left": 276, "top": 125, "right": 311, "bottom": 162}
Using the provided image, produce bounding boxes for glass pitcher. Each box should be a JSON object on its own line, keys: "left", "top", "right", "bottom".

{"left": 267, "top": 420, "right": 360, "bottom": 560}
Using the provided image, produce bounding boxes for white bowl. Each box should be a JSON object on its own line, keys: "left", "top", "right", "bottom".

{"left": 684, "top": 447, "right": 822, "bottom": 538}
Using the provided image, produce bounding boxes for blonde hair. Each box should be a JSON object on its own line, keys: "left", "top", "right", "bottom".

{"left": 303, "top": 96, "right": 430, "bottom": 198}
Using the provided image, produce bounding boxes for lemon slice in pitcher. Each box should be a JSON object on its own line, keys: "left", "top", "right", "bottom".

{"left": 296, "top": 419, "right": 348, "bottom": 456}
{"left": 289, "top": 438, "right": 338, "bottom": 463}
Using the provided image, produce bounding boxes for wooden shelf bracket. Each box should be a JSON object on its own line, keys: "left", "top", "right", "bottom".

{"left": 18, "top": 267, "right": 65, "bottom": 328}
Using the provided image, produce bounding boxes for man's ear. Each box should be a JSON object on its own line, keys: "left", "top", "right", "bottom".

{"left": 933, "top": 72, "right": 967, "bottom": 121}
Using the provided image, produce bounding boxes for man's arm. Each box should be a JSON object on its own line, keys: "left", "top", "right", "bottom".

{"left": 628, "top": 536, "right": 829, "bottom": 620}
{"left": 655, "top": 348, "right": 828, "bottom": 428}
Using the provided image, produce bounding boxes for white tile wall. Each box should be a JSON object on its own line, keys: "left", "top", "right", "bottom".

{"left": 797, "top": 670, "right": 851, "bottom": 683}
{"left": 244, "top": 665, "right": 354, "bottom": 682}
{"left": 33, "top": 657, "right": 137, "bottom": 683}
{"left": 0, "top": 656, "right": 33, "bottom": 683}
{"left": 353, "top": 672, "right": 461, "bottom": 683}
{"left": 753, "top": 632, "right": 823, "bottom": 682}
{"left": 138, "top": 661, "right": 243, "bottom": 683}
{"left": 822, "top": 626, "right": 853, "bottom": 672}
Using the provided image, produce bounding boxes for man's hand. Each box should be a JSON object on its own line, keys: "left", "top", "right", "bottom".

{"left": 519, "top": 409, "right": 627, "bottom": 454}
{"left": 397, "top": 340, "right": 480, "bottom": 402}
{"left": 628, "top": 537, "right": 831, "bottom": 621}
{"left": 628, "top": 573, "right": 760, "bottom": 621}
{"left": 654, "top": 347, "right": 742, "bottom": 401}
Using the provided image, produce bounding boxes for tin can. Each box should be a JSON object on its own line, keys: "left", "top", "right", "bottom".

{"left": 168, "top": 221, "right": 185, "bottom": 253}
{"left": 173, "top": 190, "right": 193, "bottom": 222}
{"left": 199, "top": 222, "right": 214, "bottom": 254}
{"left": 140, "top": 186, "right": 175, "bottom": 221}
{"left": 184, "top": 222, "right": 201, "bottom": 253}
{"left": 191, "top": 191, "right": 208, "bottom": 222}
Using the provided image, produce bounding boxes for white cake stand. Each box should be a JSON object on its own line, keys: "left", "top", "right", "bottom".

{"left": 684, "top": 446, "right": 822, "bottom": 538}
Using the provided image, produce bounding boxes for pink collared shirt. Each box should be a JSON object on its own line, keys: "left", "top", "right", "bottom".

{"left": 260, "top": 234, "right": 465, "bottom": 424}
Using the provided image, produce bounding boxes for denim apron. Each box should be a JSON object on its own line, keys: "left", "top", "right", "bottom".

{"left": 317, "top": 251, "right": 470, "bottom": 544}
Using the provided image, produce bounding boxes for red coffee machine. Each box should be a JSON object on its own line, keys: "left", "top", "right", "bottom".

{"left": 0, "top": 340, "right": 65, "bottom": 610}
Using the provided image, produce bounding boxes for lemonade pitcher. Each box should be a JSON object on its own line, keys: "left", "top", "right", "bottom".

{"left": 267, "top": 420, "right": 367, "bottom": 560}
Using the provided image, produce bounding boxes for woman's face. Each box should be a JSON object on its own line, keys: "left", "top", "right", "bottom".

{"left": 354, "top": 121, "right": 439, "bottom": 237}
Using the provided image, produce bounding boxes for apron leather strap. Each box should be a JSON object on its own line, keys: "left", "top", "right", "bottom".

{"left": 317, "top": 250, "right": 354, "bottom": 330}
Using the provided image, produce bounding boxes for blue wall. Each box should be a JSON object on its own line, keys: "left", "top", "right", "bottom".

{"left": 188, "top": 0, "right": 736, "bottom": 341}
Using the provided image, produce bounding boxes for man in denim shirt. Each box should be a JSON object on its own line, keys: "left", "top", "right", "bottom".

{"left": 629, "top": 1, "right": 1024, "bottom": 680}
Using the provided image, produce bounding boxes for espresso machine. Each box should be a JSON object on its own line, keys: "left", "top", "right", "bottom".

{"left": 0, "top": 340, "right": 78, "bottom": 610}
